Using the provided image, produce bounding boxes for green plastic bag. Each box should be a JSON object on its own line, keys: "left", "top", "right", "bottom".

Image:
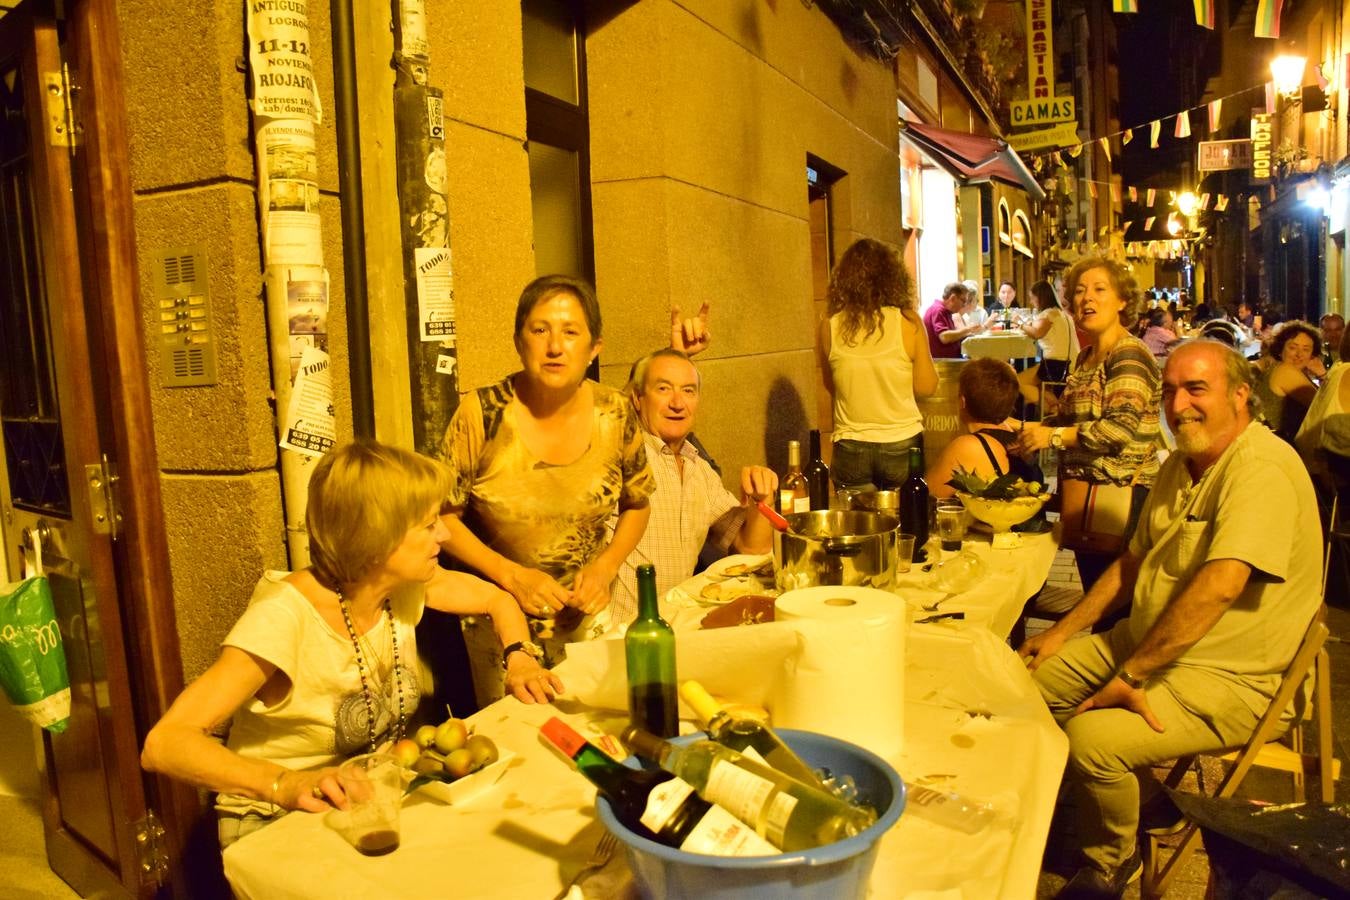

{"left": 0, "top": 576, "right": 70, "bottom": 732}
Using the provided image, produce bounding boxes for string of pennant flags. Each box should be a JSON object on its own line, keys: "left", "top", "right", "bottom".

{"left": 1113, "top": 0, "right": 1282, "bottom": 39}
{"left": 1023, "top": 81, "right": 1272, "bottom": 166}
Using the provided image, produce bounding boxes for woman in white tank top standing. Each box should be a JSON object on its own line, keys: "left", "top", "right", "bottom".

{"left": 815, "top": 238, "right": 938, "bottom": 491}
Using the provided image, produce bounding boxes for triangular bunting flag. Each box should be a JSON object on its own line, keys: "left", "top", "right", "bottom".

{"left": 1175, "top": 111, "right": 1191, "bottom": 138}
{"left": 1099, "top": 137, "right": 1112, "bottom": 162}
{"left": 1054, "top": 151, "right": 1065, "bottom": 168}
{"left": 1208, "top": 99, "right": 1222, "bottom": 133}
{"left": 1146, "top": 188, "right": 1157, "bottom": 206}
{"left": 1129, "top": 186, "right": 1138, "bottom": 202}
{"left": 1168, "top": 212, "right": 1179, "bottom": 232}
{"left": 1215, "top": 195, "right": 1229, "bottom": 212}
{"left": 1123, "top": 221, "right": 1133, "bottom": 233}
{"left": 1077, "top": 229, "right": 1087, "bottom": 241}
{"left": 1113, "top": 0, "right": 1138, "bottom": 11}
{"left": 1123, "top": 128, "right": 1134, "bottom": 146}
{"left": 1266, "top": 81, "right": 1277, "bottom": 114}
{"left": 1145, "top": 216, "right": 1156, "bottom": 230}
{"left": 1255, "top": 0, "right": 1283, "bottom": 39}
{"left": 1150, "top": 120, "right": 1161, "bottom": 148}
{"left": 1194, "top": 0, "right": 1215, "bottom": 28}
{"left": 1200, "top": 192, "right": 1211, "bottom": 210}
{"left": 1089, "top": 181, "right": 1099, "bottom": 199}
{"left": 1111, "top": 183, "right": 1121, "bottom": 202}
{"left": 1068, "top": 144, "right": 1083, "bottom": 158}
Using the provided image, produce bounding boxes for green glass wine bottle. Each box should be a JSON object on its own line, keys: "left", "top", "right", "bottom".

{"left": 625, "top": 564, "right": 677, "bottom": 737}
{"left": 541, "top": 717, "right": 776, "bottom": 855}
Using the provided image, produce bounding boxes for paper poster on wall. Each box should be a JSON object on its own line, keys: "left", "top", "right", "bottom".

{"left": 415, "top": 246, "right": 455, "bottom": 342}
{"left": 247, "top": 0, "right": 322, "bottom": 123}
{"left": 281, "top": 346, "right": 336, "bottom": 457}
{"left": 287, "top": 274, "right": 329, "bottom": 378}
{"left": 260, "top": 121, "right": 323, "bottom": 267}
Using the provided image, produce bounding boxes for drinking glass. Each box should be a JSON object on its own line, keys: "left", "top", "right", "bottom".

{"left": 331, "top": 752, "right": 405, "bottom": 856}
{"left": 896, "top": 533, "right": 917, "bottom": 574}
{"left": 935, "top": 500, "right": 968, "bottom": 551}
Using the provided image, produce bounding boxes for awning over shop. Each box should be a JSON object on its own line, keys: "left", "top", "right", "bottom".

{"left": 901, "top": 120, "right": 1045, "bottom": 202}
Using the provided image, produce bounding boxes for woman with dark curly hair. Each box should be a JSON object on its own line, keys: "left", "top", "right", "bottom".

{"left": 1014, "top": 256, "right": 1162, "bottom": 595}
{"left": 815, "top": 238, "right": 938, "bottom": 490}
{"left": 1256, "top": 320, "right": 1325, "bottom": 441}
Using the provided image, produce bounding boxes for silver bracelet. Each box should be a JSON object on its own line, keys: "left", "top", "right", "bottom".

{"left": 268, "top": 770, "right": 286, "bottom": 815}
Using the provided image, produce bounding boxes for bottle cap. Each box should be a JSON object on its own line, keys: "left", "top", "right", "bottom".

{"left": 678, "top": 680, "right": 722, "bottom": 724}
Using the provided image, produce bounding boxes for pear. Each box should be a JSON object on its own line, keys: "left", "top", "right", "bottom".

{"left": 412, "top": 755, "right": 444, "bottom": 777}
{"left": 413, "top": 724, "right": 438, "bottom": 749}
{"left": 444, "top": 748, "right": 475, "bottom": 780}
{"left": 465, "top": 734, "right": 499, "bottom": 770}
{"left": 433, "top": 718, "right": 468, "bottom": 754}
{"left": 391, "top": 738, "right": 421, "bottom": 769}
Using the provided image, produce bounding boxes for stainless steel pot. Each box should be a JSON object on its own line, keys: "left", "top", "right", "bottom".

{"left": 773, "top": 510, "right": 900, "bottom": 591}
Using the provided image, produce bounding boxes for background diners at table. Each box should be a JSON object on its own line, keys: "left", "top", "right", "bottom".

{"left": 438, "top": 274, "right": 654, "bottom": 701}
{"left": 140, "top": 441, "right": 559, "bottom": 849}
{"left": 817, "top": 238, "right": 937, "bottom": 492}
{"left": 1253, "top": 320, "right": 1325, "bottom": 443}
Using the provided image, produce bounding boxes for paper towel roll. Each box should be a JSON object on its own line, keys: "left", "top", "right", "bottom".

{"left": 772, "top": 586, "right": 906, "bottom": 761}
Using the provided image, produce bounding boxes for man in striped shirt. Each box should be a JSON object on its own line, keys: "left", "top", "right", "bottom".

{"left": 609, "top": 349, "right": 778, "bottom": 622}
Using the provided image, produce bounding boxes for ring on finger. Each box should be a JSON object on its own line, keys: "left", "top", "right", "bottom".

{"left": 311, "top": 785, "right": 325, "bottom": 799}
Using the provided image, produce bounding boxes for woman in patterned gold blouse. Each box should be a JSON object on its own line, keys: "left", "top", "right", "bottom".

{"left": 439, "top": 276, "right": 654, "bottom": 685}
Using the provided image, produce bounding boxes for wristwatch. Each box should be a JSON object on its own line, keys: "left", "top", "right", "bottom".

{"left": 1116, "top": 668, "right": 1148, "bottom": 690}
{"left": 502, "top": 640, "right": 544, "bottom": 669}
{"left": 1049, "top": 427, "right": 1064, "bottom": 451}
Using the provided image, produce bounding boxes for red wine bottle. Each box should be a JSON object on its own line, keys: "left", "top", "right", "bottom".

{"left": 804, "top": 429, "right": 831, "bottom": 511}
{"left": 626, "top": 564, "right": 677, "bottom": 737}
{"left": 541, "top": 717, "right": 776, "bottom": 855}
{"left": 901, "top": 445, "right": 929, "bottom": 562}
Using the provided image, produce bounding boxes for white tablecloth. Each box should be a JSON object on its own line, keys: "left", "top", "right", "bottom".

{"left": 963, "top": 332, "right": 1038, "bottom": 360}
{"left": 222, "top": 536, "right": 1065, "bottom": 900}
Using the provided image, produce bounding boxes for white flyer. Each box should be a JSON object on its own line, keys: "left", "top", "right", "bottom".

{"left": 247, "top": 0, "right": 323, "bottom": 123}
{"left": 280, "top": 346, "right": 336, "bottom": 458}
{"left": 415, "top": 246, "right": 456, "bottom": 342}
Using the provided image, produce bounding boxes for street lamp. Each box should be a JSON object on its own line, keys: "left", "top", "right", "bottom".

{"left": 1270, "top": 54, "right": 1307, "bottom": 98}
{"left": 1170, "top": 192, "right": 1202, "bottom": 300}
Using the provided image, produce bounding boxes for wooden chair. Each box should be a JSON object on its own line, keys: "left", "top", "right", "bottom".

{"left": 1141, "top": 605, "right": 1338, "bottom": 898}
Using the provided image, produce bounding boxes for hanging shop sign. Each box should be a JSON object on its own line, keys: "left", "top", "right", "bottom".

{"left": 1026, "top": 0, "right": 1055, "bottom": 99}
{"left": 1011, "top": 96, "right": 1076, "bottom": 127}
{"left": 1007, "top": 120, "right": 1079, "bottom": 152}
{"left": 1197, "top": 139, "right": 1253, "bottom": 172}
{"left": 1249, "top": 111, "right": 1273, "bottom": 184}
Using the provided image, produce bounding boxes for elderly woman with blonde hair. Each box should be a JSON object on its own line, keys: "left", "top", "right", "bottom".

{"left": 141, "top": 441, "right": 559, "bottom": 848}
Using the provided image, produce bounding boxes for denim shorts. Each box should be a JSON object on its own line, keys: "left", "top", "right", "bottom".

{"left": 831, "top": 435, "right": 923, "bottom": 492}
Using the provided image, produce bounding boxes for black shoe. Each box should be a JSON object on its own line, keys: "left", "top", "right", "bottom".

{"left": 1056, "top": 847, "right": 1142, "bottom": 899}
{"left": 1140, "top": 792, "right": 1187, "bottom": 836}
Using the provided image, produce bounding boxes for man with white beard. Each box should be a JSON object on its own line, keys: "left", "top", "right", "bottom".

{"left": 1019, "top": 339, "right": 1322, "bottom": 899}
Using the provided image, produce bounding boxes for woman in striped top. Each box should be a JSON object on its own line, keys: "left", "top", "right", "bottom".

{"left": 1014, "top": 257, "right": 1162, "bottom": 595}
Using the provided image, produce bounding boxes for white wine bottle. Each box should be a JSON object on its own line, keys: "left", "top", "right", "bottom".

{"left": 679, "top": 681, "right": 822, "bottom": 788}
{"left": 622, "top": 726, "right": 877, "bottom": 851}
{"left": 779, "top": 440, "right": 809, "bottom": 514}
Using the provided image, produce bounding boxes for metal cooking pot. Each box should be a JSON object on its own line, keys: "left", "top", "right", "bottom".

{"left": 773, "top": 510, "right": 900, "bottom": 592}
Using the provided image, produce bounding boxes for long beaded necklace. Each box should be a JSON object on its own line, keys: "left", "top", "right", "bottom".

{"left": 337, "top": 592, "right": 406, "bottom": 752}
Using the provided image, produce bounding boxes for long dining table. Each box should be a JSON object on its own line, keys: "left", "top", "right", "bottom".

{"left": 222, "top": 530, "right": 1066, "bottom": 899}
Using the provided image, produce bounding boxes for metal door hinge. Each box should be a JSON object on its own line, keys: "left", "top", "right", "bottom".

{"left": 133, "top": 810, "right": 169, "bottom": 888}
{"left": 86, "top": 454, "right": 122, "bottom": 539}
{"left": 42, "top": 64, "right": 79, "bottom": 149}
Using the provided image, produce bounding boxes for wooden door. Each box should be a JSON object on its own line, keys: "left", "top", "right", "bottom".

{"left": 0, "top": 7, "right": 173, "bottom": 897}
